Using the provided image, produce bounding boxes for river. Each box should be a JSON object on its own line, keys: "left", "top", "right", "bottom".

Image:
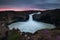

{"left": 8, "top": 12, "right": 56, "bottom": 33}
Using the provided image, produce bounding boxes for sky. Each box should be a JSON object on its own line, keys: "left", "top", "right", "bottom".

{"left": 0, "top": 0, "right": 60, "bottom": 11}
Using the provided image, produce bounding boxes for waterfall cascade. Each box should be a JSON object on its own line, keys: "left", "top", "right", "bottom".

{"left": 8, "top": 12, "right": 56, "bottom": 33}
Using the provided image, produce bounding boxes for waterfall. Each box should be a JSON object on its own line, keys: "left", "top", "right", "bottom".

{"left": 8, "top": 12, "right": 56, "bottom": 33}
{"left": 29, "top": 12, "right": 41, "bottom": 21}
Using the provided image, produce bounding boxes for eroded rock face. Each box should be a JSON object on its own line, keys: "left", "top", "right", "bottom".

{"left": 33, "top": 9, "right": 60, "bottom": 27}
{"left": 7, "top": 14, "right": 29, "bottom": 25}
{"left": 12, "top": 14, "right": 29, "bottom": 22}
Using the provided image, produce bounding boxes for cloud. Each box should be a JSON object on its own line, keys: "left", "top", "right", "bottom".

{"left": 0, "top": 0, "right": 60, "bottom": 9}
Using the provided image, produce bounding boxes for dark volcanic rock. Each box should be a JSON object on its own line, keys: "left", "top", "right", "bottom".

{"left": 0, "top": 11, "right": 30, "bottom": 25}
{"left": 33, "top": 14, "right": 42, "bottom": 21}
{"left": 12, "top": 14, "right": 29, "bottom": 22}
{"left": 33, "top": 9, "right": 60, "bottom": 27}
{"left": 8, "top": 14, "right": 29, "bottom": 25}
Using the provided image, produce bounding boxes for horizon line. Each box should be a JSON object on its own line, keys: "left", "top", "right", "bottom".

{"left": 0, "top": 8, "right": 46, "bottom": 11}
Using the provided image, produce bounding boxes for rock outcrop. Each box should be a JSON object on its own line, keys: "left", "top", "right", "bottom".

{"left": 33, "top": 9, "right": 60, "bottom": 27}
{"left": 12, "top": 14, "right": 29, "bottom": 22}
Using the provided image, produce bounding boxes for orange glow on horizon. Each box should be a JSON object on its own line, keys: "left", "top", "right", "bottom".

{"left": 0, "top": 7, "right": 46, "bottom": 11}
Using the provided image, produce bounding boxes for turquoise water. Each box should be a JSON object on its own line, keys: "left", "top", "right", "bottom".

{"left": 8, "top": 12, "right": 56, "bottom": 33}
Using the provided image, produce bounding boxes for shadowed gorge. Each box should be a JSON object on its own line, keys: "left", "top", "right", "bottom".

{"left": 0, "top": 9, "right": 60, "bottom": 40}
{"left": 8, "top": 12, "right": 55, "bottom": 33}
